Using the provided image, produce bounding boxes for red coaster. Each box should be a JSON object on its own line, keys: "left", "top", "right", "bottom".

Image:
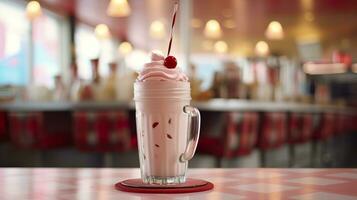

{"left": 115, "top": 178, "right": 214, "bottom": 193}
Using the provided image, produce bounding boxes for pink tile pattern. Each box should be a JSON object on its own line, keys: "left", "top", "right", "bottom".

{"left": 0, "top": 168, "right": 356, "bottom": 200}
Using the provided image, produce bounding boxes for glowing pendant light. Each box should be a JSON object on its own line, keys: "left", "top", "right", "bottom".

{"left": 214, "top": 40, "right": 228, "bottom": 54}
{"left": 149, "top": 20, "right": 166, "bottom": 40}
{"left": 26, "top": 1, "right": 42, "bottom": 20}
{"left": 255, "top": 41, "right": 269, "bottom": 57}
{"left": 107, "top": 0, "right": 131, "bottom": 17}
{"left": 204, "top": 19, "right": 222, "bottom": 39}
{"left": 94, "top": 24, "right": 111, "bottom": 40}
{"left": 265, "top": 21, "right": 284, "bottom": 40}
{"left": 118, "top": 41, "right": 133, "bottom": 55}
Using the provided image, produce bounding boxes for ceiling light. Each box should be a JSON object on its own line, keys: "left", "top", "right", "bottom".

{"left": 255, "top": 41, "right": 269, "bottom": 57}
{"left": 94, "top": 24, "right": 111, "bottom": 40}
{"left": 204, "top": 19, "right": 222, "bottom": 39}
{"left": 107, "top": 0, "right": 131, "bottom": 17}
{"left": 26, "top": 1, "right": 42, "bottom": 20}
{"left": 265, "top": 21, "right": 284, "bottom": 40}
{"left": 118, "top": 41, "right": 133, "bottom": 55}
{"left": 150, "top": 20, "right": 166, "bottom": 40}
{"left": 214, "top": 40, "right": 228, "bottom": 54}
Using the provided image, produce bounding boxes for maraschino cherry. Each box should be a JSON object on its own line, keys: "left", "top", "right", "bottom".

{"left": 164, "top": 56, "right": 177, "bottom": 69}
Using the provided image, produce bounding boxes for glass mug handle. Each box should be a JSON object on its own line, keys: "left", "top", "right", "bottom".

{"left": 180, "top": 105, "right": 201, "bottom": 162}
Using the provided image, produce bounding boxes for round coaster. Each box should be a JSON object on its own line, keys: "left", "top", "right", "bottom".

{"left": 115, "top": 178, "right": 214, "bottom": 193}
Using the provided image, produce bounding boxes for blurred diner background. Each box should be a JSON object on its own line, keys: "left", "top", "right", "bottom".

{"left": 0, "top": 0, "right": 357, "bottom": 168}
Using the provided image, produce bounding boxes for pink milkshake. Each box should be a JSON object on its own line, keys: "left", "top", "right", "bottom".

{"left": 134, "top": 53, "right": 201, "bottom": 184}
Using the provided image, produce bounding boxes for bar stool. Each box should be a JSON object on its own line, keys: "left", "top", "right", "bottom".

{"left": 288, "top": 113, "right": 314, "bottom": 167}
{"left": 350, "top": 114, "right": 357, "bottom": 132}
{"left": 9, "top": 112, "right": 42, "bottom": 148}
{"left": 258, "top": 112, "right": 288, "bottom": 167}
{"left": 0, "top": 111, "right": 8, "bottom": 165}
{"left": 342, "top": 114, "right": 352, "bottom": 133}
{"left": 73, "top": 111, "right": 133, "bottom": 166}
{"left": 74, "top": 111, "right": 132, "bottom": 151}
{"left": 312, "top": 112, "right": 335, "bottom": 167}
{"left": 0, "top": 112, "right": 7, "bottom": 142}
{"left": 334, "top": 113, "right": 346, "bottom": 136}
{"left": 7, "top": 111, "right": 72, "bottom": 166}
{"left": 197, "top": 112, "right": 259, "bottom": 167}
{"left": 333, "top": 112, "right": 356, "bottom": 166}
{"left": 9, "top": 112, "right": 72, "bottom": 149}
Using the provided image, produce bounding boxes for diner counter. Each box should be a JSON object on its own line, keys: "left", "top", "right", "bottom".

{"left": 0, "top": 99, "right": 356, "bottom": 114}
{"left": 0, "top": 168, "right": 356, "bottom": 199}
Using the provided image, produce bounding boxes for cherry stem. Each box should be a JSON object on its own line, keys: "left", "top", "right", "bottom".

{"left": 167, "top": 3, "right": 178, "bottom": 57}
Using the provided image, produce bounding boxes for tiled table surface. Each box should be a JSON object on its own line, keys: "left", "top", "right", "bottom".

{"left": 0, "top": 168, "right": 357, "bottom": 200}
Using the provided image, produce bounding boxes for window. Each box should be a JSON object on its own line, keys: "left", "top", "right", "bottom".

{"left": 0, "top": 1, "right": 29, "bottom": 85}
{"left": 0, "top": 1, "right": 65, "bottom": 88}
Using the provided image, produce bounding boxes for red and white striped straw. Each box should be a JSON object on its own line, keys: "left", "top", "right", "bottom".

{"left": 167, "top": 2, "right": 178, "bottom": 57}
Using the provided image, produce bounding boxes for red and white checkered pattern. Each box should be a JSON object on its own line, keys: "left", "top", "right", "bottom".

{"left": 259, "top": 112, "right": 287, "bottom": 150}
{"left": 288, "top": 113, "right": 315, "bottom": 144}
{"left": 225, "top": 112, "right": 259, "bottom": 157}
{"left": 0, "top": 168, "right": 356, "bottom": 200}
{"left": 8, "top": 112, "right": 71, "bottom": 149}
{"left": 198, "top": 112, "right": 259, "bottom": 158}
{"left": 73, "top": 111, "right": 132, "bottom": 152}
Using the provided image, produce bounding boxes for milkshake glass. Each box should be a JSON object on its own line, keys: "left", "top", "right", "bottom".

{"left": 134, "top": 53, "right": 200, "bottom": 184}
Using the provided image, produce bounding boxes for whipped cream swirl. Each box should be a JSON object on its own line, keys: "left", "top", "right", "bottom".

{"left": 137, "top": 53, "right": 189, "bottom": 82}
